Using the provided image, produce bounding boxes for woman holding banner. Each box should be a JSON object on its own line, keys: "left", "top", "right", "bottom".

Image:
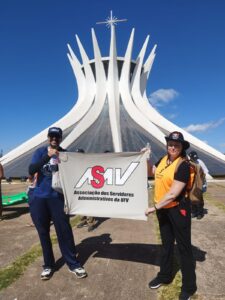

{"left": 144, "top": 131, "right": 197, "bottom": 300}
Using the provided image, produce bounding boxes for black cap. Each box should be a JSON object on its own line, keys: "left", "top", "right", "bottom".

{"left": 165, "top": 131, "right": 190, "bottom": 150}
{"left": 48, "top": 127, "right": 62, "bottom": 138}
{"left": 189, "top": 151, "right": 199, "bottom": 161}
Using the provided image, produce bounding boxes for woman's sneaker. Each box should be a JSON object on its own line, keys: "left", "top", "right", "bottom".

{"left": 41, "top": 268, "right": 53, "bottom": 280}
{"left": 69, "top": 267, "right": 87, "bottom": 279}
{"left": 149, "top": 277, "right": 172, "bottom": 289}
{"left": 149, "top": 277, "right": 163, "bottom": 289}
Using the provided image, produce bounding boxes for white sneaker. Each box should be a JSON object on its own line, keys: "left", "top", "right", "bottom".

{"left": 41, "top": 268, "right": 53, "bottom": 280}
{"left": 69, "top": 267, "right": 87, "bottom": 278}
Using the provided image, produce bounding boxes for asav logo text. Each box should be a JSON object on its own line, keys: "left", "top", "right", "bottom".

{"left": 75, "top": 162, "right": 139, "bottom": 189}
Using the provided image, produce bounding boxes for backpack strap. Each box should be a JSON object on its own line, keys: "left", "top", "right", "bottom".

{"left": 174, "top": 157, "right": 194, "bottom": 197}
{"left": 174, "top": 157, "right": 188, "bottom": 175}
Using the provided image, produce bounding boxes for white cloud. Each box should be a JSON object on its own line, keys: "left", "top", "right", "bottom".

{"left": 184, "top": 118, "right": 225, "bottom": 133}
{"left": 148, "top": 88, "right": 179, "bottom": 107}
{"left": 168, "top": 113, "right": 177, "bottom": 120}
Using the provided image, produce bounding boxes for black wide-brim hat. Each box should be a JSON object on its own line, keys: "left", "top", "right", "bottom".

{"left": 165, "top": 131, "right": 190, "bottom": 150}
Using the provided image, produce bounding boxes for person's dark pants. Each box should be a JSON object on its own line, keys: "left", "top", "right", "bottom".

{"left": 192, "top": 200, "right": 204, "bottom": 216}
{"left": 156, "top": 199, "right": 197, "bottom": 294}
{"left": 29, "top": 195, "right": 80, "bottom": 270}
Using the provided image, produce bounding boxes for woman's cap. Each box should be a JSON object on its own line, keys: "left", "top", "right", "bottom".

{"left": 48, "top": 127, "right": 63, "bottom": 138}
{"left": 165, "top": 131, "right": 190, "bottom": 150}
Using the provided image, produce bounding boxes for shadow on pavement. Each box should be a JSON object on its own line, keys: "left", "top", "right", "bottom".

{"left": 52, "top": 234, "right": 207, "bottom": 278}
{"left": 192, "top": 245, "right": 207, "bottom": 262}
{"left": 74, "top": 234, "right": 206, "bottom": 269}
{"left": 2, "top": 205, "right": 30, "bottom": 220}
{"left": 54, "top": 257, "right": 66, "bottom": 272}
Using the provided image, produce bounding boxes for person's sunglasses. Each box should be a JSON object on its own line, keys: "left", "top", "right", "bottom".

{"left": 167, "top": 143, "right": 182, "bottom": 148}
{"left": 49, "top": 135, "right": 61, "bottom": 140}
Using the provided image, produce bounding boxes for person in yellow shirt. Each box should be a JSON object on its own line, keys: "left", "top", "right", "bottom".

{"left": 145, "top": 131, "right": 197, "bottom": 300}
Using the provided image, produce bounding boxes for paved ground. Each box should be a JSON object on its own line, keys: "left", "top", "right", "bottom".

{"left": 192, "top": 182, "right": 225, "bottom": 300}
{"left": 0, "top": 181, "right": 225, "bottom": 300}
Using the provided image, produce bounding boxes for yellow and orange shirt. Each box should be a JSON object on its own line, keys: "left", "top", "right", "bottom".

{"left": 154, "top": 155, "right": 190, "bottom": 209}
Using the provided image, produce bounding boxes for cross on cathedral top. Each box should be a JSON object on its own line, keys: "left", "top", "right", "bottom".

{"left": 96, "top": 10, "right": 127, "bottom": 29}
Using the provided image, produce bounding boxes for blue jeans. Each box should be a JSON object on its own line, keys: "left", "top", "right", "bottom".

{"left": 29, "top": 195, "right": 80, "bottom": 270}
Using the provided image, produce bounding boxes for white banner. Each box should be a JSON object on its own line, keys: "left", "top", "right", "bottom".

{"left": 59, "top": 152, "right": 148, "bottom": 221}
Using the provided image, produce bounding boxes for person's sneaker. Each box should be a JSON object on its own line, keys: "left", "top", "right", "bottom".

{"left": 148, "top": 277, "right": 172, "bottom": 289}
{"left": 196, "top": 214, "right": 203, "bottom": 220}
{"left": 88, "top": 225, "right": 95, "bottom": 232}
{"left": 179, "top": 290, "right": 195, "bottom": 300}
{"left": 69, "top": 267, "right": 87, "bottom": 279}
{"left": 77, "top": 221, "right": 88, "bottom": 228}
{"left": 40, "top": 268, "right": 53, "bottom": 280}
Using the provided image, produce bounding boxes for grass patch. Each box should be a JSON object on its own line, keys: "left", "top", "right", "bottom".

{"left": 70, "top": 215, "right": 80, "bottom": 227}
{"left": 158, "top": 271, "right": 182, "bottom": 300}
{"left": 0, "top": 215, "right": 80, "bottom": 291}
{"left": 204, "top": 192, "right": 225, "bottom": 212}
{"left": 0, "top": 244, "right": 42, "bottom": 290}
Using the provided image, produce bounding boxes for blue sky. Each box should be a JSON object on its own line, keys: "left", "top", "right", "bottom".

{"left": 1, "top": 0, "right": 225, "bottom": 154}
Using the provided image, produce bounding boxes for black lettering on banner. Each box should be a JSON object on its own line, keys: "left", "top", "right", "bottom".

{"left": 121, "top": 198, "right": 129, "bottom": 202}
{"left": 114, "top": 198, "right": 120, "bottom": 202}
{"left": 75, "top": 190, "right": 133, "bottom": 203}
{"left": 101, "top": 191, "right": 109, "bottom": 195}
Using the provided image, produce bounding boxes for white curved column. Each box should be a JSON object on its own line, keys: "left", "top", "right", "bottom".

{"left": 67, "top": 44, "right": 86, "bottom": 100}
{"left": 141, "top": 44, "right": 157, "bottom": 96}
{"left": 131, "top": 34, "right": 149, "bottom": 93}
{"left": 131, "top": 34, "right": 150, "bottom": 108}
{"left": 130, "top": 39, "right": 157, "bottom": 117}
{"left": 62, "top": 29, "right": 107, "bottom": 148}
{"left": 75, "top": 34, "right": 96, "bottom": 105}
{"left": 91, "top": 29, "right": 106, "bottom": 87}
{"left": 119, "top": 30, "right": 166, "bottom": 146}
{"left": 120, "top": 29, "right": 135, "bottom": 88}
{"left": 107, "top": 25, "right": 122, "bottom": 152}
